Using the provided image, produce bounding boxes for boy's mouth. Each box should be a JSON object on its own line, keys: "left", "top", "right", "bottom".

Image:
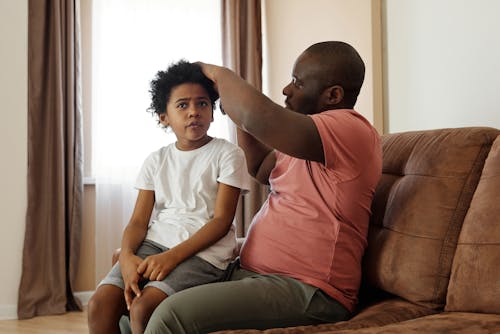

{"left": 187, "top": 121, "right": 203, "bottom": 128}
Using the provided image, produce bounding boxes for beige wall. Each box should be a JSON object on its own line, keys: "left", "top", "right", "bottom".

{"left": 262, "top": 0, "right": 384, "bottom": 133}
{"left": 0, "top": 0, "right": 28, "bottom": 319}
{"left": 384, "top": 0, "right": 500, "bottom": 132}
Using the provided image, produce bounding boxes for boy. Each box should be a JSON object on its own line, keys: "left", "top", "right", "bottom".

{"left": 88, "top": 61, "right": 250, "bottom": 334}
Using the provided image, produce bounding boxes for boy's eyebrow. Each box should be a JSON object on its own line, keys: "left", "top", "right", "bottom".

{"left": 174, "top": 96, "right": 210, "bottom": 103}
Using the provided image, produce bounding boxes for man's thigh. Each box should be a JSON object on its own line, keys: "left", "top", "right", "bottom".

{"left": 144, "top": 267, "right": 349, "bottom": 334}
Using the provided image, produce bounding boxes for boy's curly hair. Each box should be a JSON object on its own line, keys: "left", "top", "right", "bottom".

{"left": 148, "top": 60, "right": 219, "bottom": 118}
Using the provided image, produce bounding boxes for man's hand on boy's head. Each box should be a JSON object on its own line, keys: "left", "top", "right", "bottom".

{"left": 197, "top": 62, "right": 226, "bottom": 114}
{"left": 196, "top": 62, "right": 219, "bottom": 88}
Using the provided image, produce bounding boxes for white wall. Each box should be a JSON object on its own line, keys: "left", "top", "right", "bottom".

{"left": 262, "top": 0, "right": 383, "bottom": 132}
{"left": 0, "top": 0, "right": 28, "bottom": 319}
{"left": 384, "top": 0, "right": 500, "bottom": 133}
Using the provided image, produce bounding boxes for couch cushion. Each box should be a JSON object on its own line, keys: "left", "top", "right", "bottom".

{"left": 211, "top": 311, "right": 500, "bottom": 334}
{"left": 364, "top": 127, "right": 500, "bottom": 309}
{"left": 329, "top": 312, "right": 500, "bottom": 334}
{"left": 210, "top": 298, "right": 436, "bottom": 334}
{"left": 446, "top": 135, "right": 500, "bottom": 313}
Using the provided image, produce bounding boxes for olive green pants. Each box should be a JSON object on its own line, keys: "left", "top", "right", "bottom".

{"left": 141, "top": 263, "right": 350, "bottom": 334}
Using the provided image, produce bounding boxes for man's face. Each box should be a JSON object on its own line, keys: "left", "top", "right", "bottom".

{"left": 282, "top": 52, "right": 326, "bottom": 115}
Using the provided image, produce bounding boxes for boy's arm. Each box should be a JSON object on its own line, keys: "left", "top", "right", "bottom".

{"left": 120, "top": 190, "right": 155, "bottom": 258}
{"left": 137, "top": 183, "right": 241, "bottom": 281}
{"left": 200, "top": 63, "right": 324, "bottom": 165}
{"left": 119, "top": 189, "right": 155, "bottom": 308}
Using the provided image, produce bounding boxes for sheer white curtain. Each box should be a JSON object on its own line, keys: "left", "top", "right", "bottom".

{"left": 91, "top": 0, "right": 226, "bottom": 283}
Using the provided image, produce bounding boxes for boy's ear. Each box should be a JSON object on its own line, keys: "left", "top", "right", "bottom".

{"left": 159, "top": 113, "right": 169, "bottom": 126}
{"left": 324, "top": 85, "right": 344, "bottom": 105}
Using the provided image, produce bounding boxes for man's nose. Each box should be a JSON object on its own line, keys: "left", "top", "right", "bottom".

{"left": 283, "top": 82, "right": 292, "bottom": 96}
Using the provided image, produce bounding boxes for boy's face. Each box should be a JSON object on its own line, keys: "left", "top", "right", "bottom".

{"left": 160, "top": 83, "right": 214, "bottom": 150}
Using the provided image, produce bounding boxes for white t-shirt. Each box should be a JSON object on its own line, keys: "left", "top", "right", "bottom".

{"left": 135, "top": 137, "right": 251, "bottom": 269}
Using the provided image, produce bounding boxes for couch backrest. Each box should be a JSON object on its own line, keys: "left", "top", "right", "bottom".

{"left": 364, "top": 127, "right": 500, "bottom": 310}
{"left": 445, "top": 134, "right": 500, "bottom": 314}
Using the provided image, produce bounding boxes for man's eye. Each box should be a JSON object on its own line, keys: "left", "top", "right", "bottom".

{"left": 292, "top": 77, "right": 301, "bottom": 88}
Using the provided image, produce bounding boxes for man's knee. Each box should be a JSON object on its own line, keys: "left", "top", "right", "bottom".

{"left": 145, "top": 299, "right": 188, "bottom": 334}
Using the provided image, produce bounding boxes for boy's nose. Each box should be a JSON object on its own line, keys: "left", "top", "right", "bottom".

{"left": 188, "top": 106, "right": 201, "bottom": 117}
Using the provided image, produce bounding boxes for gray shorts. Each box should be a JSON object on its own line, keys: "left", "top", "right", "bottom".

{"left": 98, "top": 239, "right": 226, "bottom": 296}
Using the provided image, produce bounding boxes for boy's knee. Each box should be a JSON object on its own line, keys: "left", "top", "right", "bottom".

{"left": 129, "top": 297, "right": 149, "bottom": 322}
{"left": 87, "top": 293, "right": 103, "bottom": 319}
{"left": 87, "top": 292, "right": 109, "bottom": 330}
{"left": 88, "top": 286, "right": 124, "bottom": 321}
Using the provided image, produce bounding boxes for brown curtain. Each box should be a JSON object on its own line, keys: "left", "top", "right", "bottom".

{"left": 221, "top": 0, "right": 268, "bottom": 236}
{"left": 18, "top": 0, "right": 83, "bottom": 319}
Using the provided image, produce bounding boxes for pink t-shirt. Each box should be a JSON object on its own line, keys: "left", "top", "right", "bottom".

{"left": 239, "top": 109, "right": 382, "bottom": 312}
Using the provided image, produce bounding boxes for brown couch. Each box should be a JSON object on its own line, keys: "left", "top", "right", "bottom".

{"left": 215, "top": 127, "right": 500, "bottom": 334}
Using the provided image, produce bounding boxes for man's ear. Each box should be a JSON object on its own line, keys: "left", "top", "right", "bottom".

{"left": 159, "top": 113, "right": 169, "bottom": 127}
{"left": 324, "top": 85, "right": 344, "bottom": 105}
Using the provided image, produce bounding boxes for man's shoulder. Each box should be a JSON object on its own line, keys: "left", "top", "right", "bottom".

{"left": 315, "top": 109, "right": 378, "bottom": 136}
{"left": 315, "top": 108, "right": 366, "bottom": 121}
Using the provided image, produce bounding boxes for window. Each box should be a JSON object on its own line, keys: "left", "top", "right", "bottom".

{"left": 91, "top": 0, "right": 226, "bottom": 181}
{"left": 85, "top": 0, "right": 226, "bottom": 281}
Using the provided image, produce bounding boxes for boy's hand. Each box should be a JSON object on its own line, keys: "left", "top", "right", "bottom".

{"left": 137, "top": 251, "right": 179, "bottom": 282}
{"left": 120, "top": 254, "right": 143, "bottom": 310}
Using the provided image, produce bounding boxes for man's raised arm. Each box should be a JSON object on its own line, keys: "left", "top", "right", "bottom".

{"left": 199, "top": 63, "right": 324, "bottom": 166}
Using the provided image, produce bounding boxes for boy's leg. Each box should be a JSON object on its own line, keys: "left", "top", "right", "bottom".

{"left": 89, "top": 240, "right": 165, "bottom": 333}
{"left": 144, "top": 268, "right": 350, "bottom": 334}
{"left": 87, "top": 284, "right": 127, "bottom": 334}
{"left": 129, "top": 287, "right": 167, "bottom": 334}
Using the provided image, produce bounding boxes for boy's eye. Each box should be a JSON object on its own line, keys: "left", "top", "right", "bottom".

{"left": 199, "top": 101, "right": 209, "bottom": 107}
{"left": 177, "top": 102, "right": 187, "bottom": 109}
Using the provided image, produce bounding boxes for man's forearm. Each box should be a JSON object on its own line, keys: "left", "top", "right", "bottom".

{"left": 210, "top": 66, "right": 277, "bottom": 180}
{"left": 237, "top": 127, "right": 271, "bottom": 178}
{"left": 213, "top": 67, "right": 280, "bottom": 138}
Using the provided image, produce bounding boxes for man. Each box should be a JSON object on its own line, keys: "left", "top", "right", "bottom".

{"left": 144, "top": 41, "right": 382, "bottom": 333}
